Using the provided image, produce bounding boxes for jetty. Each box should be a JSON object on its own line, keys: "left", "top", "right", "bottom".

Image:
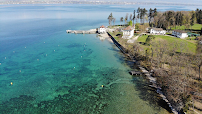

{"left": 66, "top": 29, "right": 97, "bottom": 34}
{"left": 107, "top": 32, "right": 127, "bottom": 54}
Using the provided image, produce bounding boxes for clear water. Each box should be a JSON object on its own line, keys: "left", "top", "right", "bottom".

{"left": 0, "top": 4, "right": 194, "bottom": 113}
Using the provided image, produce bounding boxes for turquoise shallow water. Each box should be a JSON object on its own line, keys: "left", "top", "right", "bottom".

{"left": 0, "top": 32, "right": 169, "bottom": 113}
{"left": 0, "top": 4, "right": 194, "bottom": 113}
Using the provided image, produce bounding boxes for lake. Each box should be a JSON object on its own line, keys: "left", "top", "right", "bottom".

{"left": 0, "top": 4, "right": 196, "bottom": 113}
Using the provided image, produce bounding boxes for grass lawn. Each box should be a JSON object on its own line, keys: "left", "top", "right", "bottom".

{"left": 108, "top": 32, "right": 119, "bottom": 40}
{"left": 170, "top": 24, "right": 202, "bottom": 30}
{"left": 137, "top": 35, "right": 197, "bottom": 54}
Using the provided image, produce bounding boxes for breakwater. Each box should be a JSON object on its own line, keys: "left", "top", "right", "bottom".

{"left": 107, "top": 32, "right": 127, "bottom": 54}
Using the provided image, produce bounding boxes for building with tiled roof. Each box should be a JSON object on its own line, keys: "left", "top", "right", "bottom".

{"left": 98, "top": 25, "right": 106, "bottom": 34}
{"left": 122, "top": 26, "right": 134, "bottom": 39}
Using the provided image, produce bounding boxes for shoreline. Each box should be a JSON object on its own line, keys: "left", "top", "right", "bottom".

{"left": 107, "top": 32, "right": 178, "bottom": 114}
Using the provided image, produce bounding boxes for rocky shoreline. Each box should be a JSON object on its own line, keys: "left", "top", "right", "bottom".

{"left": 107, "top": 32, "right": 179, "bottom": 114}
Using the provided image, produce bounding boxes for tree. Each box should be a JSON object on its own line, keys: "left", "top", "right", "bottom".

{"left": 125, "top": 13, "right": 129, "bottom": 25}
{"left": 164, "top": 11, "right": 175, "bottom": 29}
{"left": 137, "top": 13, "right": 140, "bottom": 23}
{"left": 149, "top": 8, "right": 153, "bottom": 27}
{"left": 108, "top": 13, "right": 113, "bottom": 26}
{"left": 195, "top": 42, "right": 202, "bottom": 80}
{"left": 142, "top": 8, "right": 148, "bottom": 24}
{"left": 133, "top": 10, "right": 136, "bottom": 26}
{"left": 130, "top": 14, "right": 133, "bottom": 21}
{"left": 128, "top": 20, "right": 133, "bottom": 26}
{"left": 137, "top": 8, "right": 148, "bottom": 24}
{"left": 149, "top": 8, "right": 158, "bottom": 27}
{"left": 183, "top": 11, "right": 191, "bottom": 29}
{"left": 153, "top": 8, "right": 157, "bottom": 17}
{"left": 194, "top": 54, "right": 202, "bottom": 80}
{"left": 195, "top": 9, "right": 202, "bottom": 24}
{"left": 137, "top": 7, "right": 140, "bottom": 23}
{"left": 120, "top": 17, "right": 123, "bottom": 25}
{"left": 145, "top": 35, "right": 155, "bottom": 45}
{"left": 135, "top": 23, "right": 140, "bottom": 30}
{"left": 113, "top": 18, "right": 116, "bottom": 25}
{"left": 190, "top": 11, "right": 195, "bottom": 30}
{"left": 175, "top": 11, "right": 184, "bottom": 26}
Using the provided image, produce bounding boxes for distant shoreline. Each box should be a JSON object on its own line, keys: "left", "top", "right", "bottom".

{"left": 0, "top": 1, "right": 201, "bottom": 6}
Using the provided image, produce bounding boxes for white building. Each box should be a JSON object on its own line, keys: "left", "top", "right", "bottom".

{"left": 172, "top": 30, "right": 188, "bottom": 39}
{"left": 150, "top": 28, "right": 166, "bottom": 35}
{"left": 98, "top": 25, "right": 106, "bottom": 34}
{"left": 122, "top": 26, "right": 134, "bottom": 39}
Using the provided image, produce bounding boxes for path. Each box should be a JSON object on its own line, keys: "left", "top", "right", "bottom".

{"left": 127, "top": 35, "right": 140, "bottom": 43}
{"left": 127, "top": 33, "right": 147, "bottom": 43}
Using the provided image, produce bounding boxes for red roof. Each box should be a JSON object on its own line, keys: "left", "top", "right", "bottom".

{"left": 100, "top": 25, "right": 105, "bottom": 28}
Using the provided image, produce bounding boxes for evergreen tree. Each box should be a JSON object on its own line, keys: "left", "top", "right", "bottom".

{"left": 149, "top": 8, "right": 153, "bottom": 27}
{"left": 120, "top": 17, "right": 123, "bottom": 25}
{"left": 133, "top": 10, "right": 136, "bottom": 26}
{"left": 190, "top": 11, "right": 195, "bottom": 30}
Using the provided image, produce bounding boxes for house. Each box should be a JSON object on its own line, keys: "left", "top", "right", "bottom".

{"left": 98, "top": 25, "right": 106, "bottom": 34}
{"left": 149, "top": 28, "right": 166, "bottom": 35}
{"left": 122, "top": 26, "right": 134, "bottom": 39}
{"left": 172, "top": 30, "right": 188, "bottom": 39}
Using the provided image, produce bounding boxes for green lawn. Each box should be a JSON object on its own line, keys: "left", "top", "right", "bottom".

{"left": 170, "top": 24, "right": 202, "bottom": 30}
{"left": 137, "top": 35, "right": 197, "bottom": 54}
{"left": 108, "top": 31, "right": 123, "bottom": 41}
{"left": 137, "top": 35, "right": 148, "bottom": 42}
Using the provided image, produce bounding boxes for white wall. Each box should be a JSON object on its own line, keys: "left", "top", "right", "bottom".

{"left": 150, "top": 29, "right": 166, "bottom": 35}
{"left": 98, "top": 28, "right": 106, "bottom": 33}
{"left": 172, "top": 31, "right": 188, "bottom": 39}
{"left": 122, "top": 29, "right": 134, "bottom": 39}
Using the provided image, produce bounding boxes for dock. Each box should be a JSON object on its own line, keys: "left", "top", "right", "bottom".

{"left": 66, "top": 29, "right": 97, "bottom": 34}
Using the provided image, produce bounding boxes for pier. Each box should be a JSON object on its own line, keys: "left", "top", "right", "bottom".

{"left": 66, "top": 29, "right": 97, "bottom": 34}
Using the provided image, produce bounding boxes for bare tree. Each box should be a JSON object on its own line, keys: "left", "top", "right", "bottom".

{"left": 108, "top": 13, "right": 113, "bottom": 27}
{"left": 130, "top": 14, "right": 133, "bottom": 21}
{"left": 195, "top": 54, "right": 202, "bottom": 80}
{"left": 113, "top": 18, "right": 116, "bottom": 26}
{"left": 125, "top": 13, "right": 129, "bottom": 25}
